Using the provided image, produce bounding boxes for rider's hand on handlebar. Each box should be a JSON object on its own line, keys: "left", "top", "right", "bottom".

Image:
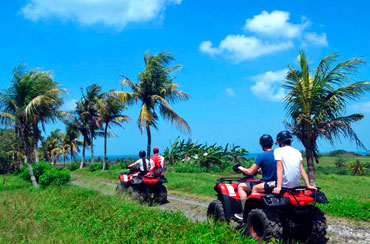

{"left": 272, "top": 187, "right": 281, "bottom": 194}
{"left": 307, "top": 185, "right": 317, "bottom": 191}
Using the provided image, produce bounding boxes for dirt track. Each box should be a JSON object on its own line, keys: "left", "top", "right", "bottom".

{"left": 71, "top": 176, "right": 370, "bottom": 244}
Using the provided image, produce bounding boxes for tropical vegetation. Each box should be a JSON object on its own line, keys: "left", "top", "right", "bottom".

{"left": 283, "top": 50, "right": 370, "bottom": 185}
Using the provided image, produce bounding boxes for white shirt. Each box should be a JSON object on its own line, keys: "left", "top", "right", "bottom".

{"left": 274, "top": 146, "right": 302, "bottom": 188}
{"left": 135, "top": 158, "right": 154, "bottom": 171}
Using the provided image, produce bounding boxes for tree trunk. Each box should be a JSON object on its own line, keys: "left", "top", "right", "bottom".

{"left": 41, "top": 138, "right": 49, "bottom": 162}
{"left": 24, "top": 138, "right": 38, "bottom": 187}
{"left": 305, "top": 146, "right": 316, "bottom": 186}
{"left": 146, "top": 125, "right": 151, "bottom": 159}
{"left": 70, "top": 139, "right": 73, "bottom": 164}
{"left": 34, "top": 145, "right": 39, "bottom": 163}
{"left": 103, "top": 123, "right": 108, "bottom": 170}
{"left": 91, "top": 134, "right": 95, "bottom": 164}
{"left": 80, "top": 136, "right": 86, "bottom": 169}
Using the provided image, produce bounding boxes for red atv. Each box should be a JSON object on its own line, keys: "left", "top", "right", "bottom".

{"left": 207, "top": 167, "right": 329, "bottom": 243}
{"left": 116, "top": 166, "right": 168, "bottom": 205}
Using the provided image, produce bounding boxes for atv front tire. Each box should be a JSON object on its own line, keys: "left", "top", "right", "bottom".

{"left": 207, "top": 200, "right": 226, "bottom": 222}
{"left": 306, "top": 206, "right": 327, "bottom": 244}
{"left": 247, "top": 208, "right": 282, "bottom": 241}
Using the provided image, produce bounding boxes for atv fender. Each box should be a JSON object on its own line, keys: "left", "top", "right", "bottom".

{"left": 214, "top": 183, "right": 241, "bottom": 221}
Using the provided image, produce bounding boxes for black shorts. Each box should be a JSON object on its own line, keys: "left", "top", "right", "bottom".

{"left": 264, "top": 181, "right": 276, "bottom": 193}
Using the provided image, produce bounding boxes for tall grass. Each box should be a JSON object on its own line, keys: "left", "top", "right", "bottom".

{"left": 1, "top": 176, "right": 262, "bottom": 244}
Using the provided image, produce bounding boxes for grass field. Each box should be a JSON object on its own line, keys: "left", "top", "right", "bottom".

{"left": 71, "top": 156, "right": 370, "bottom": 221}
{"left": 1, "top": 176, "right": 265, "bottom": 244}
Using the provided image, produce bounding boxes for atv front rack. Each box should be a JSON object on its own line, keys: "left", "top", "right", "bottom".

{"left": 217, "top": 176, "right": 258, "bottom": 183}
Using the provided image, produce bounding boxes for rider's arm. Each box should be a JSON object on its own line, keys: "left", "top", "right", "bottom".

{"left": 273, "top": 160, "right": 283, "bottom": 194}
{"left": 300, "top": 162, "right": 317, "bottom": 190}
{"left": 128, "top": 161, "right": 139, "bottom": 168}
{"left": 238, "top": 163, "right": 259, "bottom": 175}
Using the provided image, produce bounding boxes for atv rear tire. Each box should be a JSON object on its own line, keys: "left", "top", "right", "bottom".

{"left": 247, "top": 208, "right": 283, "bottom": 241}
{"left": 207, "top": 200, "right": 226, "bottom": 222}
{"left": 306, "top": 206, "right": 327, "bottom": 244}
{"left": 116, "top": 183, "right": 126, "bottom": 194}
{"left": 155, "top": 185, "right": 167, "bottom": 204}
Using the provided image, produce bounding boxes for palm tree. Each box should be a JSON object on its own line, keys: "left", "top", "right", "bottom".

{"left": 282, "top": 50, "right": 370, "bottom": 185}
{"left": 114, "top": 52, "right": 190, "bottom": 158}
{"left": 99, "top": 93, "right": 131, "bottom": 170}
{"left": 45, "top": 129, "right": 63, "bottom": 165}
{"left": 64, "top": 119, "right": 82, "bottom": 164}
{"left": 75, "top": 101, "right": 90, "bottom": 169}
{"left": 78, "top": 84, "right": 103, "bottom": 164}
{"left": 0, "top": 64, "right": 65, "bottom": 187}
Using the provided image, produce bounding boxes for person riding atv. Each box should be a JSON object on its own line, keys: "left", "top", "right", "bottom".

{"left": 146, "top": 147, "right": 165, "bottom": 177}
{"left": 128, "top": 150, "right": 154, "bottom": 176}
{"left": 234, "top": 134, "right": 277, "bottom": 220}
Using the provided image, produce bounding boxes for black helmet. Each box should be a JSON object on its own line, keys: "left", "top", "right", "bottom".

{"left": 276, "top": 131, "right": 293, "bottom": 144}
{"left": 259, "top": 134, "right": 273, "bottom": 148}
{"left": 139, "top": 150, "right": 146, "bottom": 157}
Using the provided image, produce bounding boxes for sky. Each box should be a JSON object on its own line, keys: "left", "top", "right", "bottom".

{"left": 1, "top": 0, "right": 370, "bottom": 156}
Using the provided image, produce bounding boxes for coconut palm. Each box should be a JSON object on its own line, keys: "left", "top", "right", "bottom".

{"left": 64, "top": 119, "right": 82, "bottom": 164}
{"left": 283, "top": 50, "right": 370, "bottom": 185}
{"left": 114, "top": 52, "right": 190, "bottom": 158}
{"left": 99, "top": 93, "right": 131, "bottom": 170}
{"left": 75, "top": 101, "right": 90, "bottom": 169}
{"left": 0, "top": 64, "right": 65, "bottom": 187}
{"left": 45, "top": 129, "right": 63, "bottom": 165}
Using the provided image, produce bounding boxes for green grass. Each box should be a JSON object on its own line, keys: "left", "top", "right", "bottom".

{"left": 71, "top": 155, "right": 370, "bottom": 221}
{"left": 1, "top": 176, "right": 263, "bottom": 244}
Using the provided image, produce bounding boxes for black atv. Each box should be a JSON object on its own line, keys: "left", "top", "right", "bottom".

{"left": 117, "top": 166, "right": 168, "bottom": 205}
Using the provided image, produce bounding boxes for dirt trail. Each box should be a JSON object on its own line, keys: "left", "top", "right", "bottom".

{"left": 71, "top": 176, "right": 369, "bottom": 244}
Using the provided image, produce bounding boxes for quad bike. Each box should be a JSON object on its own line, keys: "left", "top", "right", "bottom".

{"left": 207, "top": 166, "right": 329, "bottom": 243}
{"left": 116, "top": 166, "right": 168, "bottom": 205}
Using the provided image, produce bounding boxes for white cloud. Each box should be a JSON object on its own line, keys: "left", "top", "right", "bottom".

{"left": 200, "top": 35, "right": 293, "bottom": 62}
{"left": 200, "top": 10, "right": 328, "bottom": 62}
{"left": 250, "top": 69, "right": 288, "bottom": 102}
{"left": 21, "top": 0, "right": 181, "bottom": 30}
{"left": 62, "top": 99, "right": 77, "bottom": 111}
{"left": 224, "top": 88, "right": 235, "bottom": 97}
{"left": 303, "top": 32, "right": 328, "bottom": 47}
{"left": 349, "top": 102, "right": 370, "bottom": 113}
{"left": 244, "top": 10, "right": 308, "bottom": 39}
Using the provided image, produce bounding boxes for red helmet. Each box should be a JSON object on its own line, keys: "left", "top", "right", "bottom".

{"left": 153, "top": 147, "right": 159, "bottom": 153}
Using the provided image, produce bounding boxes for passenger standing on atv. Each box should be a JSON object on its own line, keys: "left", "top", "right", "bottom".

{"left": 272, "top": 131, "right": 316, "bottom": 194}
{"left": 146, "top": 147, "right": 165, "bottom": 177}
{"left": 235, "top": 134, "right": 277, "bottom": 220}
{"left": 128, "top": 150, "right": 154, "bottom": 177}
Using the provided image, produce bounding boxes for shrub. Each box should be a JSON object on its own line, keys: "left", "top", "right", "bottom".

{"left": 39, "top": 168, "right": 71, "bottom": 187}
{"left": 348, "top": 160, "right": 367, "bottom": 176}
{"left": 88, "top": 162, "right": 103, "bottom": 172}
{"left": 19, "top": 161, "right": 52, "bottom": 182}
{"left": 335, "top": 158, "right": 346, "bottom": 168}
{"left": 109, "top": 162, "right": 128, "bottom": 170}
{"left": 337, "top": 169, "right": 349, "bottom": 175}
{"left": 68, "top": 162, "right": 80, "bottom": 171}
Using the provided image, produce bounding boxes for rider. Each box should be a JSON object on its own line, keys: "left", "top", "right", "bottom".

{"left": 128, "top": 150, "right": 153, "bottom": 176}
{"left": 272, "top": 131, "right": 316, "bottom": 194}
{"left": 235, "top": 134, "right": 277, "bottom": 220}
{"left": 146, "top": 147, "right": 165, "bottom": 177}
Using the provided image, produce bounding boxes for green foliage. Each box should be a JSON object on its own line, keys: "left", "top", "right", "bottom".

{"left": 334, "top": 158, "right": 346, "bottom": 168}
{"left": 328, "top": 150, "right": 362, "bottom": 157}
{"left": 109, "top": 162, "right": 129, "bottom": 170}
{"left": 348, "top": 160, "right": 367, "bottom": 176}
{"left": 164, "top": 137, "right": 248, "bottom": 172}
{"left": 0, "top": 176, "right": 258, "bottom": 244}
{"left": 0, "top": 151, "right": 11, "bottom": 174}
{"left": 88, "top": 162, "right": 105, "bottom": 172}
{"left": 18, "top": 161, "right": 70, "bottom": 187}
{"left": 39, "top": 168, "right": 71, "bottom": 188}
{"left": 68, "top": 162, "right": 80, "bottom": 171}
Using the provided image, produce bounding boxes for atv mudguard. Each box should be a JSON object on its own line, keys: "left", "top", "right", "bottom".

{"left": 214, "top": 183, "right": 242, "bottom": 220}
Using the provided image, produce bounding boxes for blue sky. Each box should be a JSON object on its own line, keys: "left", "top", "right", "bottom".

{"left": 1, "top": 0, "right": 370, "bottom": 156}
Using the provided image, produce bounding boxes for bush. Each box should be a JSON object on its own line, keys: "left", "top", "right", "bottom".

{"left": 337, "top": 169, "right": 349, "bottom": 175}
{"left": 88, "top": 162, "right": 104, "bottom": 172}
{"left": 109, "top": 162, "right": 128, "bottom": 170}
{"left": 39, "top": 168, "right": 70, "bottom": 187}
{"left": 68, "top": 162, "right": 80, "bottom": 171}
{"left": 348, "top": 160, "right": 367, "bottom": 176}
{"left": 335, "top": 158, "right": 346, "bottom": 168}
{"left": 19, "top": 161, "right": 52, "bottom": 182}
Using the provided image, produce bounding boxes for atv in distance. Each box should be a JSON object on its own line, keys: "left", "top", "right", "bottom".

{"left": 207, "top": 166, "right": 329, "bottom": 243}
{"left": 116, "top": 166, "right": 168, "bottom": 205}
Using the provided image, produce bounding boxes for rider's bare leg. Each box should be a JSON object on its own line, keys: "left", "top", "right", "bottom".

{"left": 251, "top": 182, "right": 265, "bottom": 194}
{"left": 237, "top": 182, "right": 251, "bottom": 211}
